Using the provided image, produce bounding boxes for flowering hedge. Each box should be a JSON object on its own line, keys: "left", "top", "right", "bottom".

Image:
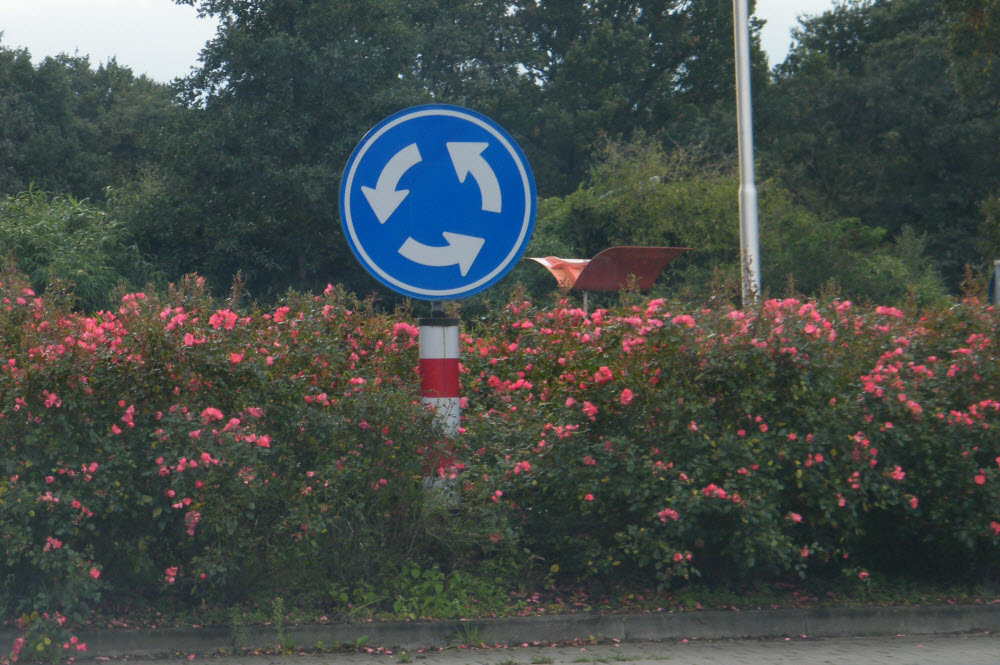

{"left": 2, "top": 267, "right": 999, "bottom": 630}
{"left": 0, "top": 270, "right": 484, "bottom": 623}
{"left": 454, "top": 296, "right": 1000, "bottom": 585}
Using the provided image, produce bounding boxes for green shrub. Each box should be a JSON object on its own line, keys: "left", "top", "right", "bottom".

{"left": 527, "top": 137, "right": 949, "bottom": 305}
{"left": 0, "top": 189, "right": 154, "bottom": 310}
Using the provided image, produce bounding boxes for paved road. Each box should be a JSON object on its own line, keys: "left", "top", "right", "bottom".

{"left": 142, "top": 633, "right": 999, "bottom": 665}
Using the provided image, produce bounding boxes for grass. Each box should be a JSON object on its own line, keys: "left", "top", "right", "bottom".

{"left": 14, "top": 577, "right": 998, "bottom": 634}
{"left": 447, "top": 623, "right": 492, "bottom": 648}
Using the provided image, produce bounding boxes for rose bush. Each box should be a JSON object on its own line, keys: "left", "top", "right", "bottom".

{"left": 1, "top": 266, "right": 998, "bottom": 634}
{"left": 455, "top": 296, "right": 1000, "bottom": 586}
{"left": 0, "top": 269, "right": 495, "bottom": 624}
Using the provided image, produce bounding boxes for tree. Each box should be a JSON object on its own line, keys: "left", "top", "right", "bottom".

{"left": 512, "top": 0, "right": 769, "bottom": 194}
{"left": 0, "top": 40, "right": 175, "bottom": 201}
{"left": 128, "top": 0, "right": 776, "bottom": 297}
{"left": 942, "top": 0, "right": 1000, "bottom": 271}
{"left": 152, "top": 0, "right": 428, "bottom": 297}
{"left": 758, "top": 0, "right": 1000, "bottom": 286}
{"left": 160, "top": 0, "right": 764, "bottom": 296}
{"left": 0, "top": 45, "right": 103, "bottom": 197}
{"left": 408, "top": 0, "right": 532, "bottom": 105}
{"left": 942, "top": 0, "right": 1000, "bottom": 97}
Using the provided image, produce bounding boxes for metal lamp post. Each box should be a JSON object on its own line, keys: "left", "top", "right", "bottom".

{"left": 734, "top": 0, "right": 761, "bottom": 307}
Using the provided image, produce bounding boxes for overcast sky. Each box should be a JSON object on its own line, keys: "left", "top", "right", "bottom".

{"left": 0, "top": 0, "right": 839, "bottom": 83}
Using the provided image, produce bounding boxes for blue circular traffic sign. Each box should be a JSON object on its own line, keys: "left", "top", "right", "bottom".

{"left": 340, "top": 105, "right": 536, "bottom": 300}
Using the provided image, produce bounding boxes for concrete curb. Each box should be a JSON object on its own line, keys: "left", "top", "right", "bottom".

{"left": 4, "top": 604, "right": 1000, "bottom": 660}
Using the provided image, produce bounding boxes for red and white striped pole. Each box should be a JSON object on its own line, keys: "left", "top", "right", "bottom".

{"left": 418, "top": 308, "right": 460, "bottom": 437}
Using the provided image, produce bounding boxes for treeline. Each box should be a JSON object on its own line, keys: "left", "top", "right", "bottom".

{"left": 1, "top": 0, "right": 998, "bottom": 309}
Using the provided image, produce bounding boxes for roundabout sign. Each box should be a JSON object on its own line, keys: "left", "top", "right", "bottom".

{"left": 339, "top": 104, "right": 536, "bottom": 300}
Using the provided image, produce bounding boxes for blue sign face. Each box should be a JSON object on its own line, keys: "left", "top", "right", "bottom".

{"left": 340, "top": 105, "right": 536, "bottom": 300}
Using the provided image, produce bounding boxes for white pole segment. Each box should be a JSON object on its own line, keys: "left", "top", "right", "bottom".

{"left": 418, "top": 314, "right": 461, "bottom": 437}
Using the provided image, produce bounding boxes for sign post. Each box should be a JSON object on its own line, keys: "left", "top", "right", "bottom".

{"left": 418, "top": 305, "right": 461, "bottom": 436}
{"left": 340, "top": 105, "right": 536, "bottom": 434}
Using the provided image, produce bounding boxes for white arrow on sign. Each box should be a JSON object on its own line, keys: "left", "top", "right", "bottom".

{"left": 447, "top": 142, "right": 502, "bottom": 213}
{"left": 362, "top": 143, "right": 422, "bottom": 224}
{"left": 398, "top": 232, "right": 486, "bottom": 277}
